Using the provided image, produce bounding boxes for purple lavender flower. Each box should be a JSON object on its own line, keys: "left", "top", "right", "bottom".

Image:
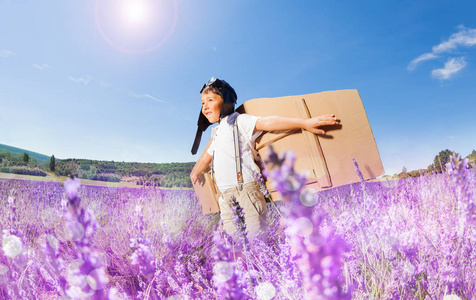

{"left": 262, "top": 147, "right": 307, "bottom": 203}
{"left": 446, "top": 153, "right": 472, "bottom": 201}
{"left": 262, "top": 146, "right": 352, "bottom": 299}
{"left": 352, "top": 158, "right": 365, "bottom": 182}
{"left": 41, "top": 232, "right": 67, "bottom": 294}
{"left": 465, "top": 202, "right": 476, "bottom": 226}
{"left": 129, "top": 203, "right": 158, "bottom": 299}
{"left": 63, "top": 178, "right": 109, "bottom": 299}
{"left": 212, "top": 231, "right": 247, "bottom": 299}
{"left": 230, "top": 196, "right": 250, "bottom": 249}
{"left": 130, "top": 241, "right": 155, "bottom": 277}
{"left": 446, "top": 153, "right": 476, "bottom": 228}
{"left": 253, "top": 172, "right": 271, "bottom": 199}
{"left": 65, "top": 177, "right": 81, "bottom": 203}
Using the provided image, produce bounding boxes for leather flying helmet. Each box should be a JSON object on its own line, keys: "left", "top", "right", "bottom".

{"left": 191, "top": 77, "right": 237, "bottom": 155}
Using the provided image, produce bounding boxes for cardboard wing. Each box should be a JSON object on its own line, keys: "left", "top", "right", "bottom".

{"left": 239, "top": 89, "right": 384, "bottom": 201}
{"left": 191, "top": 137, "right": 221, "bottom": 214}
{"left": 192, "top": 89, "right": 384, "bottom": 213}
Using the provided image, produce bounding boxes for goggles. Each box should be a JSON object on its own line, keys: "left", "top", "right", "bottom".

{"left": 200, "top": 77, "right": 226, "bottom": 94}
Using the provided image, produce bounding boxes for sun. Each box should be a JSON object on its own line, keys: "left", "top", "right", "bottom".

{"left": 95, "top": 0, "right": 177, "bottom": 53}
{"left": 121, "top": 0, "right": 150, "bottom": 27}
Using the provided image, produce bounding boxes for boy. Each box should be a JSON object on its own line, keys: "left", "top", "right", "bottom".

{"left": 190, "top": 77, "right": 339, "bottom": 240}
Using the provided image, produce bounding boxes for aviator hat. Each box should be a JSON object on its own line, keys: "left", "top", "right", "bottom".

{"left": 191, "top": 77, "right": 237, "bottom": 155}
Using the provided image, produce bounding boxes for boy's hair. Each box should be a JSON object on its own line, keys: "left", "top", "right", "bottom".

{"left": 201, "top": 85, "right": 222, "bottom": 97}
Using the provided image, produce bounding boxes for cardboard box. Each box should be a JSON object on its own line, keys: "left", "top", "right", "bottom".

{"left": 192, "top": 89, "right": 384, "bottom": 213}
{"left": 191, "top": 137, "right": 221, "bottom": 214}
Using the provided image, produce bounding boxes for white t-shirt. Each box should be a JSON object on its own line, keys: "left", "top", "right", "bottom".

{"left": 207, "top": 114, "right": 262, "bottom": 193}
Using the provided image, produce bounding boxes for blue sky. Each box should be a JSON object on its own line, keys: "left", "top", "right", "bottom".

{"left": 1, "top": 0, "right": 475, "bottom": 176}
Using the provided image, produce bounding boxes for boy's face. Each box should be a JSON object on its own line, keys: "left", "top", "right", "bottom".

{"left": 201, "top": 91, "right": 223, "bottom": 123}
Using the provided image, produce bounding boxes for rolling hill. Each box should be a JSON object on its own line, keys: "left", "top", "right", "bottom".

{"left": 0, "top": 143, "right": 194, "bottom": 187}
{"left": 0, "top": 143, "right": 52, "bottom": 162}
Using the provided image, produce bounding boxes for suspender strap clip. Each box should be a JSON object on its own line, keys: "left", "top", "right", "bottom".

{"left": 233, "top": 118, "right": 243, "bottom": 191}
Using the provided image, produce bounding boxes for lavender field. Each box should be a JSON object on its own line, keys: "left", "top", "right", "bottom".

{"left": 1, "top": 152, "right": 475, "bottom": 299}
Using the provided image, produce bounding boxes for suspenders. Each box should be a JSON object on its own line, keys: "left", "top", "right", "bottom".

{"left": 233, "top": 117, "right": 244, "bottom": 191}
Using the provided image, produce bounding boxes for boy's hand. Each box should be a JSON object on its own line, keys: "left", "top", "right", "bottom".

{"left": 191, "top": 173, "right": 202, "bottom": 185}
{"left": 190, "top": 153, "right": 212, "bottom": 186}
{"left": 304, "top": 114, "right": 339, "bottom": 135}
{"left": 191, "top": 174, "right": 198, "bottom": 185}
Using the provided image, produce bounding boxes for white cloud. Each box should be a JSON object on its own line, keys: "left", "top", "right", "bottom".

{"left": 431, "top": 57, "right": 467, "bottom": 80}
{"left": 408, "top": 26, "right": 476, "bottom": 78}
{"left": 407, "top": 53, "right": 438, "bottom": 71}
{"left": 131, "top": 93, "right": 168, "bottom": 104}
{"left": 33, "top": 63, "right": 51, "bottom": 70}
{"left": 69, "top": 75, "right": 93, "bottom": 85}
{"left": 432, "top": 26, "right": 476, "bottom": 53}
{"left": 0, "top": 49, "right": 15, "bottom": 58}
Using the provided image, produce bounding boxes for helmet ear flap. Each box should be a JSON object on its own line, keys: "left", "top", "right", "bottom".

{"left": 198, "top": 110, "right": 211, "bottom": 131}
{"left": 220, "top": 102, "right": 235, "bottom": 119}
{"left": 191, "top": 110, "right": 212, "bottom": 155}
{"left": 218, "top": 81, "right": 237, "bottom": 118}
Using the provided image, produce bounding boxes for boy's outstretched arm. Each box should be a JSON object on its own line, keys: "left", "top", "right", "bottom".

{"left": 255, "top": 114, "right": 339, "bottom": 135}
{"left": 190, "top": 153, "right": 212, "bottom": 184}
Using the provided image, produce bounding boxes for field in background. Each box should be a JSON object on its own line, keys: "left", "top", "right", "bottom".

{"left": 0, "top": 154, "right": 475, "bottom": 299}
{"left": 0, "top": 172, "right": 190, "bottom": 189}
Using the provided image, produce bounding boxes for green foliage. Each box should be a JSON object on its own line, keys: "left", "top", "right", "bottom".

{"left": 407, "top": 169, "right": 426, "bottom": 178}
{"left": 1, "top": 146, "right": 194, "bottom": 187}
{"left": 50, "top": 155, "right": 55, "bottom": 171}
{"left": 159, "top": 172, "right": 193, "bottom": 188}
{"left": 54, "top": 159, "right": 194, "bottom": 187}
{"left": 398, "top": 171, "right": 410, "bottom": 180}
{"left": 78, "top": 165, "right": 97, "bottom": 180}
{"left": 56, "top": 160, "right": 79, "bottom": 177}
{"left": 466, "top": 149, "right": 476, "bottom": 168}
{"left": 22, "top": 152, "right": 30, "bottom": 163}
{"left": 398, "top": 148, "right": 470, "bottom": 179}
{"left": 0, "top": 143, "right": 51, "bottom": 162}
{"left": 95, "top": 174, "right": 120, "bottom": 182}
{"left": 432, "top": 149, "right": 455, "bottom": 173}
{"left": 0, "top": 166, "right": 47, "bottom": 176}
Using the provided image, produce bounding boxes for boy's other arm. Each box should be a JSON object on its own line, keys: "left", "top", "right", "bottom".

{"left": 190, "top": 153, "right": 213, "bottom": 184}
{"left": 255, "top": 114, "right": 339, "bottom": 135}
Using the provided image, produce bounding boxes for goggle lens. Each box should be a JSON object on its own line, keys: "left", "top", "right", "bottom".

{"left": 200, "top": 77, "right": 224, "bottom": 93}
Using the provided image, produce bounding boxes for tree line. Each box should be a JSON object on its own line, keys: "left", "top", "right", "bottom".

{"left": 396, "top": 149, "right": 476, "bottom": 179}
{"left": 2, "top": 147, "right": 475, "bottom": 185}
{"left": 0, "top": 150, "right": 194, "bottom": 188}
{"left": 54, "top": 158, "right": 195, "bottom": 188}
{"left": 0, "top": 150, "right": 48, "bottom": 177}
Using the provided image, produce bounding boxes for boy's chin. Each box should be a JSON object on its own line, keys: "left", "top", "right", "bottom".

{"left": 207, "top": 117, "right": 219, "bottom": 123}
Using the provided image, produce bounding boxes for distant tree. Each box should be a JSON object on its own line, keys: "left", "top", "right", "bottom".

{"left": 466, "top": 150, "right": 476, "bottom": 168}
{"left": 28, "top": 157, "right": 37, "bottom": 167}
{"left": 408, "top": 170, "right": 422, "bottom": 178}
{"left": 22, "top": 152, "right": 29, "bottom": 163}
{"left": 469, "top": 149, "right": 476, "bottom": 157}
{"left": 402, "top": 166, "right": 407, "bottom": 173}
{"left": 432, "top": 149, "right": 454, "bottom": 173}
{"left": 50, "top": 155, "right": 55, "bottom": 171}
{"left": 2, "top": 151, "right": 11, "bottom": 160}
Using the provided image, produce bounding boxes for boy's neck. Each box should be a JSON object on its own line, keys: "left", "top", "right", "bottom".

{"left": 218, "top": 115, "right": 228, "bottom": 124}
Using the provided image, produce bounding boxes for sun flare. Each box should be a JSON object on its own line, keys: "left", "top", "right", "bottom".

{"left": 121, "top": 0, "right": 150, "bottom": 27}
{"left": 95, "top": 0, "right": 177, "bottom": 53}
